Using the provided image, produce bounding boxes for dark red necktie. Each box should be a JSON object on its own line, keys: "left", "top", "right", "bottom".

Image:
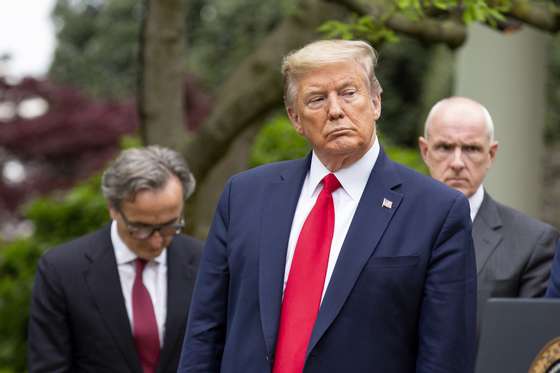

{"left": 132, "top": 258, "right": 160, "bottom": 373}
{"left": 273, "top": 173, "right": 341, "bottom": 373}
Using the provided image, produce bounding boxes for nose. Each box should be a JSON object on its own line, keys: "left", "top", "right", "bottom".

{"left": 327, "top": 93, "right": 344, "bottom": 120}
{"left": 450, "top": 147, "right": 465, "bottom": 171}
{"left": 147, "top": 230, "right": 164, "bottom": 249}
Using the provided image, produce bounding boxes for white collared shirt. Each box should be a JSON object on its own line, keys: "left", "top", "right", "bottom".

{"left": 111, "top": 221, "right": 167, "bottom": 346}
{"left": 468, "top": 185, "right": 485, "bottom": 222}
{"left": 284, "top": 138, "right": 380, "bottom": 301}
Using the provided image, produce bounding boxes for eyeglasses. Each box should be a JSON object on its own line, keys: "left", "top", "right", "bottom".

{"left": 118, "top": 209, "right": 185, "bottom": 240}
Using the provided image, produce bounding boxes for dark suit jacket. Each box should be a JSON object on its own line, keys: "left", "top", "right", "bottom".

{"left": 474, "top": 192, "right": 558, "bottom": 323}
{"left": 27, "top": 224, "right": 202, "bottom": 373}
{"left": 179, "top": 149, "right": 477, "bottom": 373}
{"left": 545, "top": 242, "right": 560, "bottom": 297}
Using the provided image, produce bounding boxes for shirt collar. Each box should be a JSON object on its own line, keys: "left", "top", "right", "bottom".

{"left": 111, "top": 220, "right": 167, "bottom": 265}
{"left": 468, "top": 184, "right": 485, "bottom": 222}
{"left": 307, "top": 136, "right": 380, "bottom": 201}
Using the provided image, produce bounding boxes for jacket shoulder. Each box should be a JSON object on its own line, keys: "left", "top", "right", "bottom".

{"left": 491, "top": 196, "right": 558, "bottom": 236}
{"left": 389, "top": 159, "right": 465, "bottom": 202}
{"left": 233, "top": 158, "right": 305, "bottom": 181}
{"left": 41, "top": 225, "right": 111, "bottom": 264}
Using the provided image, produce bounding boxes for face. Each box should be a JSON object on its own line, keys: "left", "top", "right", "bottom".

{"left": 419, "top": 103, "right": 498, "bottom": 197}
{"left": 109, "top": 176, "right": 184, "bottom": 260}
{"left": 287, "top": 62, "right": 381, "bottom": 171}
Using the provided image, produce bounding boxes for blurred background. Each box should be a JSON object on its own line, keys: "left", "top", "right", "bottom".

{"left": 1, "top": 0, "right": 560, "bottom": 370}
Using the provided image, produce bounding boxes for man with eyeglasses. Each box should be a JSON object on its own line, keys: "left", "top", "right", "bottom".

{"left": 28, "top": 145, "right": 202, "bottom": 373}
{"left": 419, "top": 96, "right": 559, "bottom": 331}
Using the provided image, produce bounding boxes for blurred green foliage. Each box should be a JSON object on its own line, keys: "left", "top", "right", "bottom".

{"left": 249, "top": 115, "right": 310, "bottom": 167}
{"left": 250, "top": 115, "right": 427, "bottom": 173}
{"left": 375, "top": 37, "right": 432, "bottom": 147}
{"left": 384, "top": 142, "right": 428, "bottom": 174}
{"left": 0, "top": 175, "right": 108, "bottom": 372}
{"left": 395, "top": 0, "right": 510, "bottom": 25}
{"left": 50, "top": 0, "right": 141, "bottom": 99}
{"left": 186, "top": 0, "right": 296, "bottom": 90}
{"left": 49, "top": 0, "right": 433, "bottom": 148}
{"left": 50, "top": 0, "right": 296, "bottom": 97}
{"left": 319, "top": 15, "right": 399, "bottom": 44}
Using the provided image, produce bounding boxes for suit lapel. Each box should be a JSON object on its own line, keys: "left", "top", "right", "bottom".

{"left": 259, "top": 157, "right": 310, "bottom": 357}
{"left": 158, "top": 240, "right": 196, "bottom": 372}
{"left": 83, "top": 225, "right": 140, "bottom": 372}
{"left": 306, "top": 150, "right": 403, "bottom": 356}
{"left": 472, "top": 192, "right": 503, "bottom": 275}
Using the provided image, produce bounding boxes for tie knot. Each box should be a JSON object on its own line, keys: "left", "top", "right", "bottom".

{"left": 322, "top": 173, "right": 341, "bottom": 194}
{"left": 135, "top": 258, "right": 148, "bottom": 274}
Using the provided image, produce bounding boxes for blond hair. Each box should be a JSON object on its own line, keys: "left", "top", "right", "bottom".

{"left": 281, "top": 39, "right": 382, "bottom": 108}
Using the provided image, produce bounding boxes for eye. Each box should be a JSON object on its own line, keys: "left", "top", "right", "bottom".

{"left": 342, "top": 89, "right": 357, "bottom": 98}
{"left": 435, "top": 143, "right": 454, "bottom": 152}
{"left": 462, "top": 145, "right": 481, "bottom": 153}
{"left": 306, "top": 96, "right": 325, "bottom": 108}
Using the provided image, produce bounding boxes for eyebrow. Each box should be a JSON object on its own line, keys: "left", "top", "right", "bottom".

{"left": 301, "top": 80, "right": 359, "bottom": 97}
{"left": 433, "top": 140, "right": 484, "bottom": 148}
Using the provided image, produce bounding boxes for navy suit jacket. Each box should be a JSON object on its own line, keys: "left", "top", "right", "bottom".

{"left": 179, "top": 149, "right": 477, "bottom": 373}
{"left": 28, "top": 224, "right": 202, "bottom": 373}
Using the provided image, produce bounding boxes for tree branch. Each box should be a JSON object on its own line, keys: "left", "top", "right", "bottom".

{"left": 326, "top": 0, "right": 466, "bottom": 48}
{"left": 508, "top": 0, "right": 560, "bottom": 33}
{"left": 183, "top": 0, "right": 349, "bottom": 181}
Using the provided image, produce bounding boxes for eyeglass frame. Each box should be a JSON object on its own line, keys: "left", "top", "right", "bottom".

{"left": 118, "top": 208, "right": 185, "bottom": 240}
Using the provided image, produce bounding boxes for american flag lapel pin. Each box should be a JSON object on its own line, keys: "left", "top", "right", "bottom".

{"left": 382, "top": 198, "right": 393, "bottom": 209}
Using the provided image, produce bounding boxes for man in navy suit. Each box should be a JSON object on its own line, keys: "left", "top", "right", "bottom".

{"left": 28, "top": 146, "right": 202, "bottom": 372}
{"left": 179, "top": 39, "right": 477, "bottom": 373}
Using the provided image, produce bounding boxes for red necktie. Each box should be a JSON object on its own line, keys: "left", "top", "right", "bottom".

{"left": 132, "top": 258, "right": 160, "bottom": 373}
{"left": 273, "top": 173, "right": 341, "bottom": 373}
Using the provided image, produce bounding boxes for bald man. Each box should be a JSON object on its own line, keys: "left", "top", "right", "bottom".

{"left": 419, "top": 96, "right": 559, "bottom": 327}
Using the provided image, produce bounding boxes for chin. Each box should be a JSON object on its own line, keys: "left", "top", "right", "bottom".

{"left": 325, "top": 140, "right": 363, "bottom": 154}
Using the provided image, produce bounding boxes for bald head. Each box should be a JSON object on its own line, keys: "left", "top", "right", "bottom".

{"left": 419, "top": 96, "right": 498, "bottom": 198}
{"left": 424, "top": 97, "right": 495, "bottom": 142}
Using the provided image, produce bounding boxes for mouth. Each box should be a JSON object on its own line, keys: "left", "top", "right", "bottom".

{"left": 445, "top": 177, "right": 468, "bottom": 185}
{"left": 327, "top": 128, "right": 353, "bottom": 137}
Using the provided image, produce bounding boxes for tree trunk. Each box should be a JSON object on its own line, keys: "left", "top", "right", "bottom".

{"left": 138, "top": 0, "right": 188, "bottom": 149}
{"left": 182, "top": 0, "right": 349, "bottom": 182}
{"left": 189, "top": 122, "right": 262, "bottom": 238}
{"left": 417, "top": 44, "right": 455, "bottom": 136}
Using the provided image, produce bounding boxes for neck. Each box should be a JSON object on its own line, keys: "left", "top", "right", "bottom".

{"left": 316, "top": 153, "right": 357, "bottom": 172}
{"left": 315, "top": 136, "right": 375, "bottom": 172}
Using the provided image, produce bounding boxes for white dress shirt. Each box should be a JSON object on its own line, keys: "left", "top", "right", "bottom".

{"left": 468, "top": 185, "right": 485, "bottom": 222}
{"left": 284, "top": 138, "right": 380, "bottom": 301}
{"left": 111, "top": 221, "right": 167, "bottom": 346}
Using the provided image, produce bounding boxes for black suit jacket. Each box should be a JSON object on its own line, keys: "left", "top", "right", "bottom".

{"left": 474, "top": 192, "right": 558, "bottom": 324}
{"left": 28, "top": 224, "right": 202, "bottom": 373}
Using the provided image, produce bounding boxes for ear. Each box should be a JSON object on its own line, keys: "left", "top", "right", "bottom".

{"left": 371, "top": 93, "right": 381, "bottom": 120}
{"left": 418, "top": 136, "right": 429, "bottom": 162}
{"left": 108, "top": 205, "right": 118, "bottom": 220}
{"left": 489, "top": 141, "right": 499, "bottom": 162}
{"left": 287, "top": 106, "right": 304, "bottom": 135}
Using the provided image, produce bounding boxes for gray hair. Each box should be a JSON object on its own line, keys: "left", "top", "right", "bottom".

{"left": 101, "top": 145, "right": 195, "bottom": 210}
{"left": 281, "top": 39, "right": 382, "bottom": 109}
{"left": 424, "top": 97, "right": 495, "bottom": 142}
